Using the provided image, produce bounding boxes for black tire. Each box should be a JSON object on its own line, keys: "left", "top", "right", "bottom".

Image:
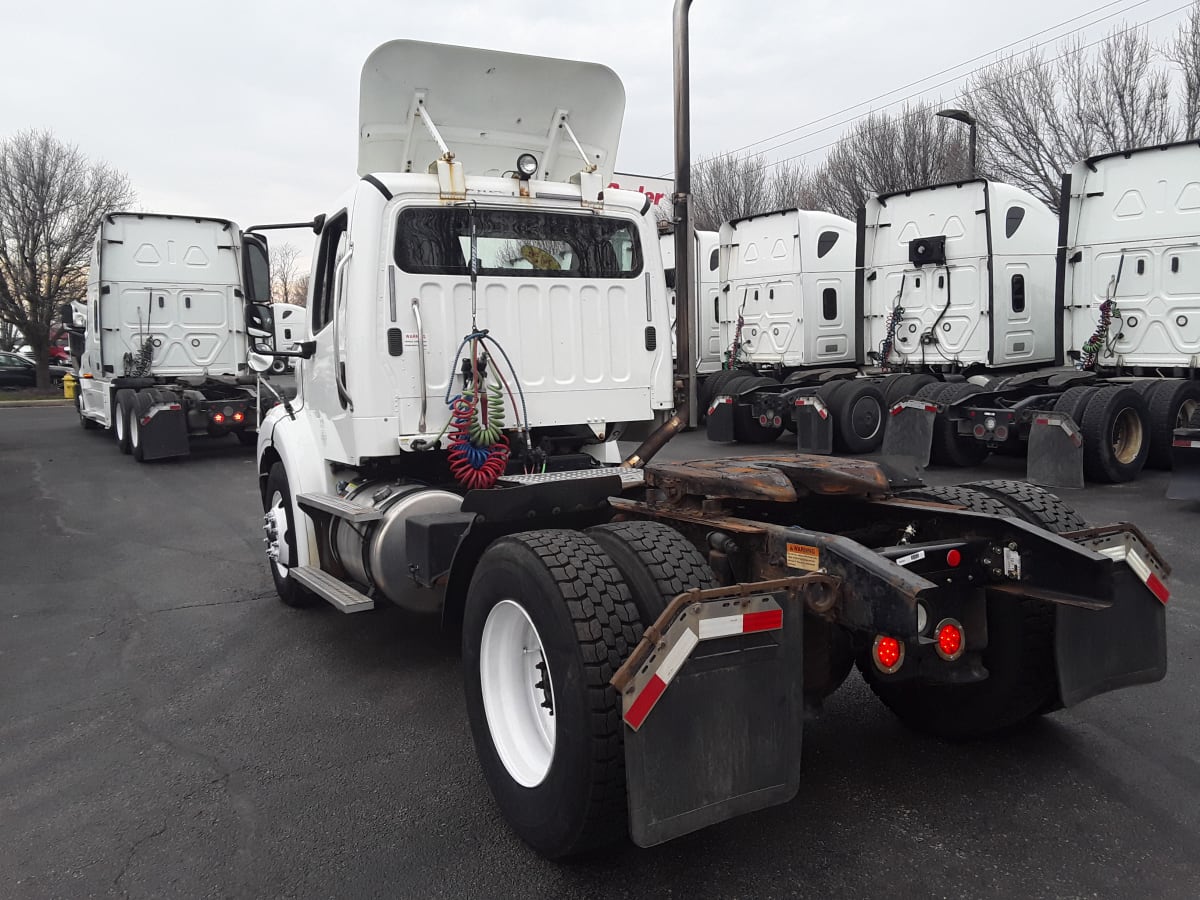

{"left": 77, "top": 391, "right": 99, "bottom": 430}
{"left": 930, "top": 383, "right": 990, "bottom": 467}
{"left": 462, "top": 531, "right": 641, "bottom": 858}
{"left": 263, "top": 463, "right": 317, "bottom": 608}
{"left": 129, "top": 393, "right": 152, "bottom": 462}
{"left": 1128, "top": 379, "right": 1160, "bottom": 398}
{"left": 882, "top": 373, "right": 937, "bottom": 407}
{"left": 1144, "top": 379, "right": 1200, "bottom": 470}
{"left": 114, "top": 389, "right": 135, "bottom": 454}
{"left": 866, "top": 485, "right": 1060, "bottom": 739}
{"left": 236, "top": 430, "right": 258, "bottom": 447}
{"left": 699, "top": 369, "right": 745, "bottom": 413}
{"left": 728, "top": 374, "right": 784, "bottom": 444}
{"left": 1079, "top": 385, "right": 1150, "bottom": 483}
{"left": 959, "top": 479, "right": 1086, "bottom": 534}
{"left": 1052, "top": 385, "right": 1096, "bottom": 428}
{"left": 829, "top": 380, "right": 886, "bottom": 453}
{"left": 587, "top": 521, "right": 717, "bottom": 626}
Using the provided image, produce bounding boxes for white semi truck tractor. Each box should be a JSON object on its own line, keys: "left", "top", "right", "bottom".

{"left": 245, "top": 32, "right": 1170, "bottom": 858}
{"left": 71, "top": 213, "right": 275, "bottom": 460}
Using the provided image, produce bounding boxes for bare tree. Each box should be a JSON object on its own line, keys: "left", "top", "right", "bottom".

{"left": 0, "top": 130, "right": 135, "bottom": 386}
{"left": 689, "top": 153, "right": 775, "bottom": 231}
{"left": 803, "top": 103, "right": 970, "bottom": 218}
{"left": 767, "top": 160, "right": 820, "bottom": 213}
{"left": 293, "top": 273, "right": 310, "bottom": 307}
{"left": 270, "top": 242, "right": 303, "bottom": 305}
{"left": 1167, "top": 2, "right": 1200, "bottom": 139}
{"left": 964, "top": 25, "right": 1177, "bottom": 208}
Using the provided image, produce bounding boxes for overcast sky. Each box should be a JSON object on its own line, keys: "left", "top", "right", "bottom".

{"left": 0, "top": 0, "right": 1189, "bottom": 249}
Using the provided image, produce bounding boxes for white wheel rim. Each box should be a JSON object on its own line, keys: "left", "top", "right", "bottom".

{"left": 130, "top": 413, "right": 140, "bottom": 448}
{"left": 479, "top": 599, "right": 556, "bottom": 788}
{"left": 265, "top": 490, "right": 292, "bottom": 575}
{"left": 115, "top": 408, "right": 125, "bottom": 441}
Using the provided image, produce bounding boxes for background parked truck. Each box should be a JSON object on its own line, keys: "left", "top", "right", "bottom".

{"left": 72, "top": 213, "right": 271, "bottom": 461}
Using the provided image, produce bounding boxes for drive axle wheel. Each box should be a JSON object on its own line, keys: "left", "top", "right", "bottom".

{"left": 727, "top": 374, "right": 784, "bottom": 444}
{"left": 1144, "top": 379, "right": 1200, "bottom": 470}
{"left": 463, "top": 530, "right": 641, "bottom": 858}
{"left": 830, "top": 380, "right": 886, "bottom": 453}
{"left": 262, "top": 463, "right": 316, "bottom": 608}
{"left": 587, "top": 520, "right": 717, "bottom": 626}
{"left": 863, "top": 483, "right": 1085, "bottom": 739}
{"left": 1080, "top": 386, "right": 1149, "bottom": 483}
{"left": 114, "top": 389, "right": 135, "bottom": 454}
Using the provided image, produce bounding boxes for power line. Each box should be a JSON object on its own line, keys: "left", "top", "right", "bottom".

{"left": 748, "top": 0, "right": 1163, "bottom": 162}
{"left": 719, "top": 0, "right": 1141, "bottom": 160}
{"left": 758, "top": 0, "right": 1193, "bottom": 171}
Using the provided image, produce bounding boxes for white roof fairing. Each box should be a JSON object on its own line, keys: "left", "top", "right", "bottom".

{"left": 358, "top": 40, "right": 625, "bottom": 183}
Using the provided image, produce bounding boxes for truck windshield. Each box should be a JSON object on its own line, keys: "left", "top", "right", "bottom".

{"left": 394, "top": 207, "right": 642, "bottom": 278}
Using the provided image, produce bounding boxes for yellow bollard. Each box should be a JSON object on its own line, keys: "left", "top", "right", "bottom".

{"left": 63, "top": 373, "right": 77, "bottom": 400}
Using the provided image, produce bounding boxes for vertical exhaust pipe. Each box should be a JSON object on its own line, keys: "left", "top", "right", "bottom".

{"left": 623, "top": 0, "right": 695, "bottom": 468}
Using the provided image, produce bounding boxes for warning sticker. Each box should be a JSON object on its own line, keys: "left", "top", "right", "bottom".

{"left": 786, "top": 543, "right": 820, "bottom": 571}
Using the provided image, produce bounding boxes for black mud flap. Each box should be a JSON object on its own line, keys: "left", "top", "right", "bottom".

{"left": 1167, "top": 431, "right": 1200, "bottom": 500}
{"left": 139, "top": 406, "right": 190, "bottom": 461}
{"left": 880, "top": 399, "right": 936, "bottom": 468}
{"left": 705, "top": 395, "right": 736, "bottom": 443}
{"left": 1055, "top": 530, "right": 1169, "bottom": 706}
{"left": 793, "top": 394, "right": 833, "bottom": 454}
{"left": 1027, "top": 412, "right": 1084, "bottom": 489}
{"left": 617, "top": 588, "right": 804, "bottom": 848}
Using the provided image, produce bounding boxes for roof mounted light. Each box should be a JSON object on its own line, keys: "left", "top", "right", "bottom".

{"left": 516, "top": 153, "right": 538, "bottom": 180}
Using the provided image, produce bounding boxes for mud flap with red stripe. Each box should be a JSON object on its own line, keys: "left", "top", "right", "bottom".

{"left": 614, "top": 586, "right": 804, "bottom": 848}
{"left": 1167, "top": 428, "right": 1200, "bottom": 500}
{"left": 1027, "top": 412, "right": 1084, "bottom": 489}
{"left": 1054, "top": 526, "right": 1169, "bottom": 707}
{"left": 793, "top": 394, "right": 834, "bottom": 454}
{"left": 137, "top": 397, "right": 190, "bottom": 461}
{"left": 705, "top": 395, "right": 736, "bottom": 443}
{"left": 880, "top": 399, "right": 937, "bottom": 468}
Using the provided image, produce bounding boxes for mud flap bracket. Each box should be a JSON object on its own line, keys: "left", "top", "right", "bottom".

{"left": 614, "top": 580, "right": 811, "bottom": 848}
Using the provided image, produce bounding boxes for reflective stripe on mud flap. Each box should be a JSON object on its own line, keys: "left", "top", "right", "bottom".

{"left": 620, "top": 595, "right": 785, "bottom": 732}
{"left": 794, "top": 395, "right": 829, "bottom": 419}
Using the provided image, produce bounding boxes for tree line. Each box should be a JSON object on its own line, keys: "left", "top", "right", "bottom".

{"left": 690, "top": 5, "right": 1200, "bottom": 228}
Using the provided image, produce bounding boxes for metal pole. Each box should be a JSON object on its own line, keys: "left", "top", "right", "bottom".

{"left": 969, "top": 122, "right": 977, "bottom": 179}
{"left": 620, "top": 0, "right": 695, "bottom": 467}
{"left": 673, "top": 0, "right": 695, "bottom": 428}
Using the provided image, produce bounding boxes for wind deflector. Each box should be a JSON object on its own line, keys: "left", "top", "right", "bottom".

{"left": 358, "top": 40, "right": 625, "bottom": 183}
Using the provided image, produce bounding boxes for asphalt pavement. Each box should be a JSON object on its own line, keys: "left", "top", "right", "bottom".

{"left": 2, "top": 406, "right": 1198, "bottom": 899}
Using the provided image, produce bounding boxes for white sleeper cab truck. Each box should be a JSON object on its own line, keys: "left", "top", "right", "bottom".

{"left": 1053, "top": 142, "right": 1200, "bottom": 494}
{"left": 704, "top": 208, "right": 876, "bottom": 450}
{"left": 245, "top": 36, "right": 1170, "bottom": 859}
{"left": 73, "top": 213, "right": 269, "bottom": 461}
{"left": 659, "top": 228, "right": 722, "bottom": 376}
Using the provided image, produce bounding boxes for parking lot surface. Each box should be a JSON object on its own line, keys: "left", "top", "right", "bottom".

{"left": 2, "top": 406, "right": 1198, "bottom": 898}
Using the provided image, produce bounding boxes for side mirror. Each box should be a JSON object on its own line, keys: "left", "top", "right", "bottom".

{"left": 59, "top": 303, "right": 73, "bottom": 326}
{"left": 68, "top": 331, "right": 85, "bottom": 360}
{"left": 242, "top": 233, "right": 271, "bottom": 303}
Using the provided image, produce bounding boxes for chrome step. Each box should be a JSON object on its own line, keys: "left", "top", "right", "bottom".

{"left": 291, "top": 565, "right": 375, "bottom": 613}
{"left": 296, "top": 492, "right": 382, "bottom": 523}
{"left": 497, "top": 468, "right": 645, "bottom": 488}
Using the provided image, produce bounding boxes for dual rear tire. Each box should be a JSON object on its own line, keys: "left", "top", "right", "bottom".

{"left": 462, "top": 522, "right": 715, "bottom": 858}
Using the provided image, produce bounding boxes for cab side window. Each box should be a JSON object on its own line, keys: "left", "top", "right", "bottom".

{"left": 311, "top": 213, "right": 348, "bottom": 333}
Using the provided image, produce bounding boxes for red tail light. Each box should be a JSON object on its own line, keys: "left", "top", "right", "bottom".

{"left": 946, "top": 548, "right": 962, "bottom": 568}
{"left": 872, "top": 635, "right": 904, "bottom": 674}
{"left": 935, "top": 619, "right": 964, "bottom": 661}
{"left": 213, "top": 412, "right": 225, "bottom": 424}
{"left": 232, "top": 411, "right": 245, "bottom": 423}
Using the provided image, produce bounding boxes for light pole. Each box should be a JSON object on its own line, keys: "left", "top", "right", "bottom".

{"left": 937, "top": 108, "right": 977, "bottom": 179}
